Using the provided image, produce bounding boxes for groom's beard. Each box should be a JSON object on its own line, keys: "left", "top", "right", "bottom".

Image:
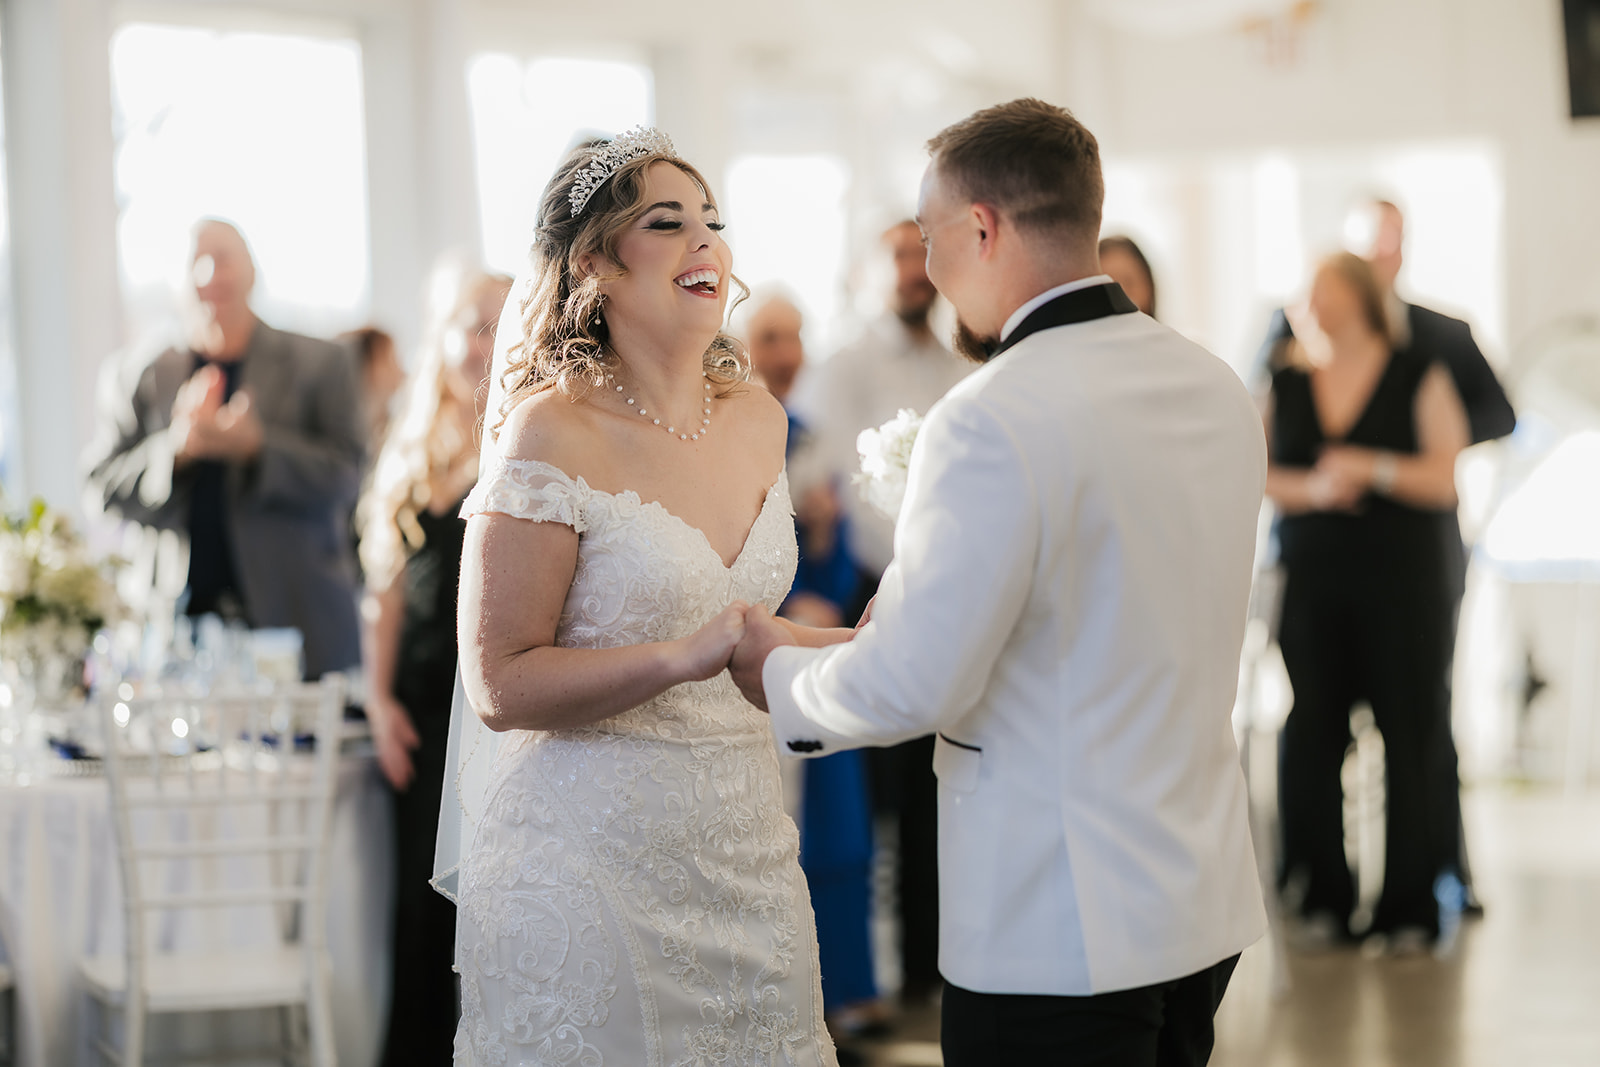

{"left": 953, "top": 319, "right": 1000, "bottom": 363}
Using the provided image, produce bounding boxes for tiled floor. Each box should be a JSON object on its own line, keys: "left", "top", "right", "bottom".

{"left": 849, "top": 787, "right": 1600, "bottom": 1066}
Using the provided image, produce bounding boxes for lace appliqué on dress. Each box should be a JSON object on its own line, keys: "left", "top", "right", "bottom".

{"left": 462, "top": 456, "right": 589, "bottom": 533}
{"left": 452, "top": 458, "right": 831, "bottom": 1067}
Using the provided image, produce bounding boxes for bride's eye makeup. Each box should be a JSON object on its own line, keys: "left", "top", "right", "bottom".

{"left": 644, "top": 216, "right": 726, "bottom": 233}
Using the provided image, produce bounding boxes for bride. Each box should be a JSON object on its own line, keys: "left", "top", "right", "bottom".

{"left": 446, "top": 129, "right": 849, "bottom": 1066}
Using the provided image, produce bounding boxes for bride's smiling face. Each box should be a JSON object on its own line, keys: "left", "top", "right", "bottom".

{"left": 591, "top": 162, "right": 732, "bottom": 346}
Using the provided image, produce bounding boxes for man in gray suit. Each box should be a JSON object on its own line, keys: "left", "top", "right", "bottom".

{"left": 84, "top": 219, "right": 363, "bottom": 678}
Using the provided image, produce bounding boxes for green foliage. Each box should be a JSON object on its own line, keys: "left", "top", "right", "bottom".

{"left": 0, "top": 493, "right": 121, "bottom": 641}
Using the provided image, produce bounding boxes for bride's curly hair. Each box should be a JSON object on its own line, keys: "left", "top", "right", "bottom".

{"left": 496, "top": 140, "right": 748, "bottom": 432}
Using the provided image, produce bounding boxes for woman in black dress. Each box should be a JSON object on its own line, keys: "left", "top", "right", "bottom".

{"left": 357, "top": 263, "right": 511, "bottom": 1065}
{"left": 1263, "top": 252, "right": 1469, "bottom": 951}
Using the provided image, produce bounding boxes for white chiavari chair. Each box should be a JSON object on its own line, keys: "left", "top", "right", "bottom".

{"left": 81, "top": 675, "right": 345, "bottom": 1066}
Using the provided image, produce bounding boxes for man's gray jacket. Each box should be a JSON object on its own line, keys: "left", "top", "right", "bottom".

{"left": 83, "top": 321, "right": 363, "bottom": 679}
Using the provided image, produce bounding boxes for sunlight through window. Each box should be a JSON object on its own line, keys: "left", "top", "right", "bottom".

{"left": 1371, "top": 144, "right": 1505, "bottom": 350}
{"left": 466, "top": 55, "right": 652, "bottom": 275}
{"left": 1253, "top": 154, "right": 1305, "bottom": 301}
{"left": 1482, "top": 431, "right": 1600, "bottom": 571}
{"left": 725, "top": 155, "right": 850, "bottom": 351}
{"left": 1099, "top": 141, "right": 1502, "bottom": 369}
{"left": 109, "top": 23, "right": 370, "bottom": 342}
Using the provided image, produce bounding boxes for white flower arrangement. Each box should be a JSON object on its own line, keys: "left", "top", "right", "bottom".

{"left": 853, "top": 408, "right": 924, "bottom": 522}
{"left": 0, "top": 499, "right": 123, "bottom": 675}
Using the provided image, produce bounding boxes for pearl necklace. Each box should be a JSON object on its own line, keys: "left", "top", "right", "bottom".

{"left": 606, "top": 370, "right": 714, "bottom": 442}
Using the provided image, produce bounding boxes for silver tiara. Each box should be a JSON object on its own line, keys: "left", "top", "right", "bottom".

{"left": 568, "top": 126, "right": 678, "bottom": 217}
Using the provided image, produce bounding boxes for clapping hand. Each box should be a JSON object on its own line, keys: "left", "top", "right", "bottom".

{"left": 171, "top": 365, "right": 264, "bottom": 465}
{"left": 170, "top": 366, "right": 222, "bottom": 464}
{"left": 729, "top": 604, "right": 795, "bottom": 713}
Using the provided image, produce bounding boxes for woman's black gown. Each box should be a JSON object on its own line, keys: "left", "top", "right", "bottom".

{"left": 1270, "top": 350, "right": 1461, "bottom": 938}
{"left": 379, "top": 497, "right": 468, "bottom": 1066}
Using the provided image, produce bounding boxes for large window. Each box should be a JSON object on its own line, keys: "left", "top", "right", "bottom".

{"left": 466, "top": 55, "right": 652, "bottom": 275}
{"left": 1100, "top": 141, "right": 1504, "bottom": 372}
{"left": 724, "top": 154, "right": 850, "bottom": 352}
{"left": 109, "top": 23, "right": 370, "bottom": 344}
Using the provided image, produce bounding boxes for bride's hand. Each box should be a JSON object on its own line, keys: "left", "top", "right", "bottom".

{"left": 672, "top": 601, "right": 752, "bottom": 682}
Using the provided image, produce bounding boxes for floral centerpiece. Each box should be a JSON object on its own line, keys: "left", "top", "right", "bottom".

{"left": 0, "top": 498, "right": 122, "bottom": 706}
{"left": 854, "top": 408, "right": 924, "bottom": 522}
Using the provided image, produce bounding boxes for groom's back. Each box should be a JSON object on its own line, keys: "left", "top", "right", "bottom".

{"left": 942, "top": 308, "right": 1268, "bottom": 994}
{"left": 1002, "top": 311, "right": 1264, "bottom": 737}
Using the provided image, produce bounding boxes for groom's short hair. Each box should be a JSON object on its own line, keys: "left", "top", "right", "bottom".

{"left": 926, "top": 98, "right": 1103, "bottom": 241}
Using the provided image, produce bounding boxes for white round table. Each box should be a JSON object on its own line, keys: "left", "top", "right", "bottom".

{"left": 0, "top": 751, "right": 395, "bottom": 1067}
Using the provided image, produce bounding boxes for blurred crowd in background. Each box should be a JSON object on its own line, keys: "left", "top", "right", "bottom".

{"left": 0, "top": 3, "right": 1590, "bottom": 1065}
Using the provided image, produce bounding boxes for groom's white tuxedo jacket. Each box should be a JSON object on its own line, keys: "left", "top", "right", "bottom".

{"left": 765, "top": 280, "right": 1268, "bottom": 996}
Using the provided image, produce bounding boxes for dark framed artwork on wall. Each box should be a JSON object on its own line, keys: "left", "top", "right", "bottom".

{"left": 1565, "top": 0, "right": 1600, "bottom": 118}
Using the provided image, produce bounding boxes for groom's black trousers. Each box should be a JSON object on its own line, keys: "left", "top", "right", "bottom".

{"left": 940, "top": 954, "right": 1239, "bottom": 1067}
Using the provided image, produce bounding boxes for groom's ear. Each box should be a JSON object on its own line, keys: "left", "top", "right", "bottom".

{"left": 972, "top": 203, "right": 1002, "bottom": 262}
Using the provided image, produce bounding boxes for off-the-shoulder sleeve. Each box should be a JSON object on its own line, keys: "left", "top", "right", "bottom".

{"left": 461, "top": 457, "right": 588, "bottom": 532}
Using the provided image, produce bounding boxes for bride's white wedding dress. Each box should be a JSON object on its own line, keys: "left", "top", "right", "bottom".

{"left": 452, "top": 456, "right": 837, "bottom": 1067}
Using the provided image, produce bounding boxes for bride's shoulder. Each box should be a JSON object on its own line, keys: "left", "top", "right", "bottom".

{"left": 497, "top": 387, "right": 602, "bottom": 472}
{"left": 719, "top": 382, "right": 789, "bottom": 456}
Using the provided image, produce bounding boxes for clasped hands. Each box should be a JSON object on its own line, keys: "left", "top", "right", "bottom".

{"left": 684, "top": 597, "right": 876, "bottom": 713}
{"left": 1306, "top": 444, "right": 1386, "bottom": 512}
{"left": 170, "top": 364, "right": 263, "bottom": 466}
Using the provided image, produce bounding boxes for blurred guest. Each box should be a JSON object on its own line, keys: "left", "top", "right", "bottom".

{"left": 1256, "top": 197, "right": 1512, "bottom": 912}
{"left": 339, "top": 326, "right": 405, "bottom": 582}
{"left": 808, "top": 221, "right": 973, "bottom": 585}
{"left": 1264, "top": 252, "right": 1469, "bottom": 953}
{"left": 1255, "top": 199, "right": 1513, "bottom": 443}
{"left": 743, "top": 289, "right": 806, "bottom": 406}
{"left": 802, "top": 219, "right": 972, "bottom": 1006}
{"left": 740, "top": 290, "right": 882, "bottom": 1041}
{"left": 357, "top": 264, "right": 510, "bottom": 1066}
{"left": 1098, "top": 234, "right": 1158, "bottom": 317}
{"left": 341, "top": 326, "right": 406, "bottom": 450}
{"left": 84, "top": 218, "right": 363, "bottom": 678}
{"left": 740, "top": 289, "right": 854, "bottom": 624}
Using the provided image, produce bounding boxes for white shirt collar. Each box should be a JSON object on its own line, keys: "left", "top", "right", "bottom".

{"left": 999, "top": 274, "right": 1116, "bottom": 342}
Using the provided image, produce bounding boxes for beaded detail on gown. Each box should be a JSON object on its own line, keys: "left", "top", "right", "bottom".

{"left": 453, "top": 457, "right": 836, "bottom": 1067}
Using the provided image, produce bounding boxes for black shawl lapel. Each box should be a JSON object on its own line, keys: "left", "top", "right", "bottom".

{"left": 991, "top": 282, "right": 1138, "bottom": 359}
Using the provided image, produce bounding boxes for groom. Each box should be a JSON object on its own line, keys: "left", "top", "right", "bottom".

{"left": 730, "top": 98, "right": 1268, "bottom": 1065}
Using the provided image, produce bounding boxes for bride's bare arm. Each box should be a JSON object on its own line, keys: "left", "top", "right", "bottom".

{"left": 459, "top": 512, "right": 749, "bottom": 733}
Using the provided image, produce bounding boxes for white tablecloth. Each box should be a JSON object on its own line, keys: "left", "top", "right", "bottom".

{"left": 0, "top": 754, "right": 394, "bottom": 1067}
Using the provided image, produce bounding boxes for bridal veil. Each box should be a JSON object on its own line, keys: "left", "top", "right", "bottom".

{"left": 430, "top": 259, "right": 534, "bottom": 902}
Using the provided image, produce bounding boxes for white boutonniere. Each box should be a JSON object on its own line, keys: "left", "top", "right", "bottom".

{"left": 853, "top": 408, "right": 923, "bottom": 522}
